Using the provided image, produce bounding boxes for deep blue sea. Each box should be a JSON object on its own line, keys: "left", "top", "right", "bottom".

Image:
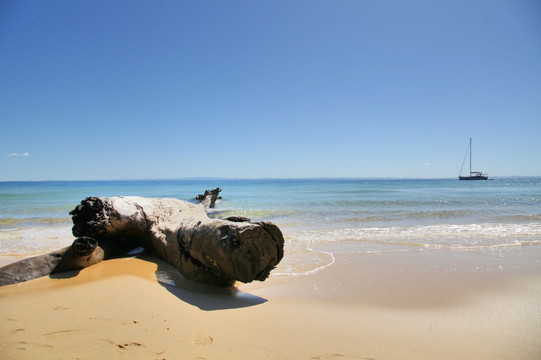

{"left": 1, "top": 178, "right": 540, "bottom": 275}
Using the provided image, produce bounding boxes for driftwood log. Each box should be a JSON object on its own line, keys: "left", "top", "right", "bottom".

{"left": 0, "top": 196, "right": 284, "bottom": 287}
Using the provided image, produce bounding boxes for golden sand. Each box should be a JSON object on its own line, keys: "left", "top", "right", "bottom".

{"left": 1, "top": 251, "right": 540, "bottom": 360}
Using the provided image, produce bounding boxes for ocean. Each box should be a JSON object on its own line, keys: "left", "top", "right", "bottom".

{"left": 1, "top": 178, "right": 540, "bottom": 276}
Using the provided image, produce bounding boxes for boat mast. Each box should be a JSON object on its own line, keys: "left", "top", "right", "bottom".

{"left": 469, "top": 137, "right": 472, "bottom": 176}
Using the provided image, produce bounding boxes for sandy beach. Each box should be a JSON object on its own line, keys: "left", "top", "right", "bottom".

{"left": 1, "top": 248, "right": 540, "bottom": 360}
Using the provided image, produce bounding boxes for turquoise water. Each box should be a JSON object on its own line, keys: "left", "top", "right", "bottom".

{"left": 1, "top": 178, "right": 540, "bottom": 274}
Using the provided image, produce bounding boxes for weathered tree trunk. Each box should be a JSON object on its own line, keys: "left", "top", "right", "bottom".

{"left": 1, "top": 196, "right": 284, "bottom": 287}
{"left": 0, "top": 237, "right": 104, "bottom": 286}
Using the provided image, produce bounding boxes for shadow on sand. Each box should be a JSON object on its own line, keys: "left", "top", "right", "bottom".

{"left": 152, "top": 255, "right": 268, "bottom": 311}
{"left": 49, "top": 268, "right": 82, "bottom": 280}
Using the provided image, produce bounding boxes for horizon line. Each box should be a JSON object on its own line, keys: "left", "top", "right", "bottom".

{"left": 1, "top": 175, "right": 540, "bottom": 183}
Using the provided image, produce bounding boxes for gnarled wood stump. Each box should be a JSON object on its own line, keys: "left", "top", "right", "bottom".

{"left": 196, "top": 187, "right": 222, "bottom": 208}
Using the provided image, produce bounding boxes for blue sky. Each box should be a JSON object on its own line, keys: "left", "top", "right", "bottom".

{"left": 1, "top": 0, "right": 540, "bottom": 180}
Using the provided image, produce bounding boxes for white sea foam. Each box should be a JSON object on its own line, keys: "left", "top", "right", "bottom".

{"left": 289, "top": 222, "right": 541, "bottom": 249}
{"left": 0, "top": 226, "right": 74, "bottom": 256}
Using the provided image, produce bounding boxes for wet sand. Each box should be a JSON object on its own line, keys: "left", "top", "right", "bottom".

{"left": 1, "top": 249, "right": 541, "bottom": 360}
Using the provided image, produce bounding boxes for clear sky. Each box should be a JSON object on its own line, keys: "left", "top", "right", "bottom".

{"left": 1, "top": 0, "right": 540, "bottom": 180}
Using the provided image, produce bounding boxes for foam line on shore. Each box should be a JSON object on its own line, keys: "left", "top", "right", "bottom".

{"left": 272, "top": 247, "right": 335, "bottom": 277}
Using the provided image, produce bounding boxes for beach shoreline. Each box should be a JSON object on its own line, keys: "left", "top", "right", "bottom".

{"left": 1, "top": 248, "right": 540, "bottom": 360}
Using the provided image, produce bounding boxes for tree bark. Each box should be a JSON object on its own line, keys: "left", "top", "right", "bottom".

{"left": 1, "top": 196, "right": 284, "bottom": 287}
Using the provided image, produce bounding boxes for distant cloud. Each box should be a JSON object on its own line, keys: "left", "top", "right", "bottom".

{"left": 424, "top": 162, "right": 430, "bottom": 166}
{"left": 7, "top": 152, "right": 30, "bottom": 157}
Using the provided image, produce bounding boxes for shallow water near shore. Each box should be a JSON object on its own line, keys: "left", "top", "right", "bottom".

{"left": 1, "top": 178, "right": 540, "bottom": 275}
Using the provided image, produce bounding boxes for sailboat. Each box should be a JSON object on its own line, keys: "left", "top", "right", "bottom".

{"left": 459, "top": 138, "right": 488, "bottom": 180}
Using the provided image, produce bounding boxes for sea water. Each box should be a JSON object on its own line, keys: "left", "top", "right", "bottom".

{"left": 1, "top": 178, "right": 540, "bottom": 275}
